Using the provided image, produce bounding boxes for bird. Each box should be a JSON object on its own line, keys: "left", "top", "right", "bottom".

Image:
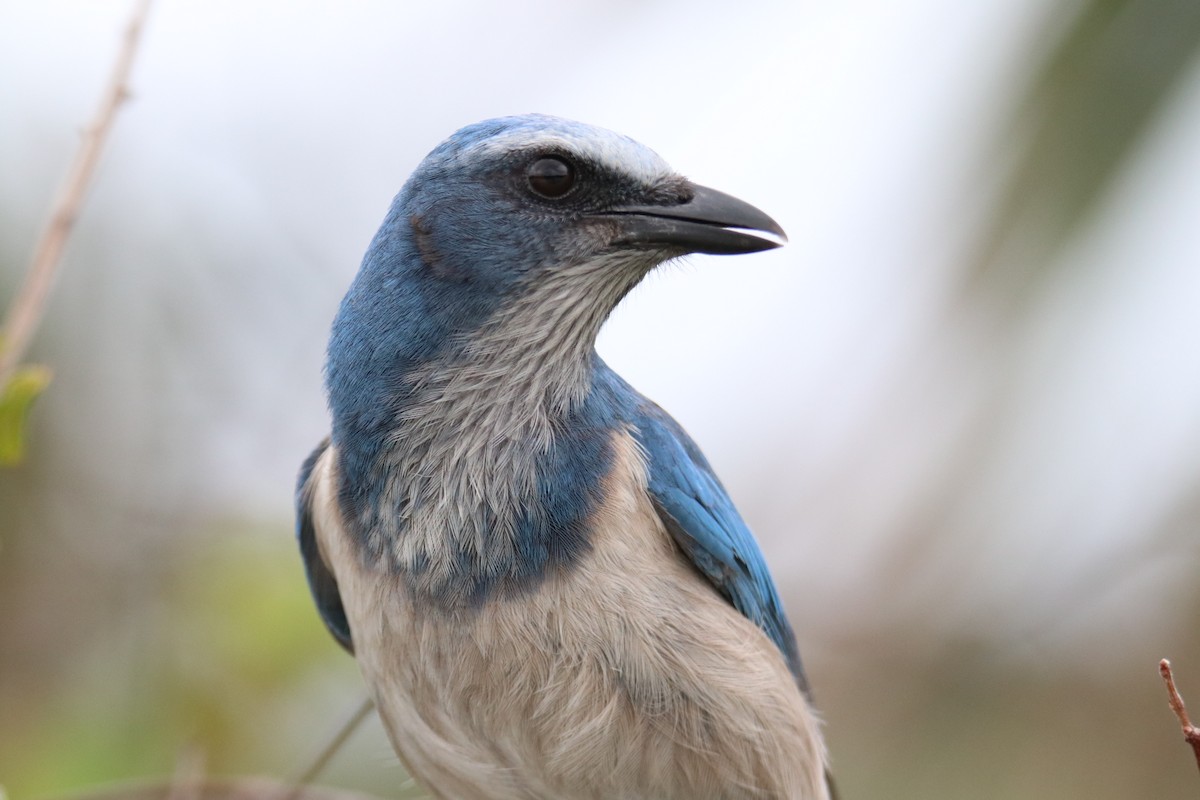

{"left": 296, "top": 114, "right": 832, "bottom": 799}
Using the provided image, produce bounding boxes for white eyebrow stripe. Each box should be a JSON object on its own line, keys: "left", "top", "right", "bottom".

{"left": 466, "top": 128, "right": 675, "bottom": 187}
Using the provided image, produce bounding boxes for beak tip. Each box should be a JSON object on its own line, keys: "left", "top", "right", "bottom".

{"left": 762, "top": 214, "right": 788, "bottom": 244}
{"left": 755, "top": 221, "right": 788, "bottom": 250}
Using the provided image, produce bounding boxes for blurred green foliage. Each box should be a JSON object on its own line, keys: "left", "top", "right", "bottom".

{"left": 0, "top": 527, "right": 387, "bottom": 798}
{"left": 0, "top": 364, "right": 51, "bottom": 466}
{"left": 967, "top": 0, "right": 1200, "bottom": 306}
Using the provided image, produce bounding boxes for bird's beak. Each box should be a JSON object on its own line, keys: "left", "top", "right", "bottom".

{"left": 598, "top": 182, "right": 787, "bottom": 255}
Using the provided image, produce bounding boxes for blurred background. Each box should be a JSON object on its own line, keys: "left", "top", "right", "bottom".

{"left": 2, "top": 0, "right": 1200, "bottom": 797}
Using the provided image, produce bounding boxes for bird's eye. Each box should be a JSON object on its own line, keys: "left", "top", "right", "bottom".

{"left": 526, "top": 157, "right": 575, "bottom": 199}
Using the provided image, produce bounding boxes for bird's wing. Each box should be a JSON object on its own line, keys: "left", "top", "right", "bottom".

{"left": 629, "top": 399, "right": 808, "bottom": 692}
{"left": 296, "top": 438, "right": 354, "bottom": 653}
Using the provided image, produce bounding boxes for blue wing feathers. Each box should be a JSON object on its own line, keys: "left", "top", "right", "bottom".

{"left": 593, "top": 362, "right": 809, "bottom": 692}
{"left": 296, "top": 439, "right": 355, "bottom": 653}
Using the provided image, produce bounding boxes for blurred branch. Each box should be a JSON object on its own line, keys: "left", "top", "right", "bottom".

{"left": 1159, "top": 659, "right": 1200, "bottom": 776}
{"left": 281, "top": 695, "right": 374, "bottom": 800}
{"left": 961, "top": 0, "right": 1200, "bottom": 309}
{"left": 167, "top": 745, "right": 207, "bottom": 800}
{"left": 880, "top": 0, "right": 1200, "bottom": 590}
{"left": 47, "top": 778, "right": 387, "bottom": 800}
{"left": 0, "top": 0, "right": 152, "bottom": 460}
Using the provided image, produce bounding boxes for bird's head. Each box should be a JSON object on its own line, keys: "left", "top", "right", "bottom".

{"left": 399, "top": 112, "right": 783, "bottom": 278}
{"left": 352, "top": 115, "right": 784, "bottom": 344}
{"left": 331, "top": 114, "right": 786, "bottom": 425}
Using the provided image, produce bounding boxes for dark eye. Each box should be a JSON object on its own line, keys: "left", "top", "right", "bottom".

{"left": 527, "top": 157, "right": 575, "bottom": 199}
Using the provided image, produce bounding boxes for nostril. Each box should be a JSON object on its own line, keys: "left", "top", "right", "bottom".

{"left": 647, "top": 178, "right": 694, "bottom": 207}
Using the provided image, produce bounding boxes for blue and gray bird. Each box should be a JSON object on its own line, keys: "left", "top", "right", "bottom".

{"left": 297, "top": 114, "right": 831, "bottom": 799}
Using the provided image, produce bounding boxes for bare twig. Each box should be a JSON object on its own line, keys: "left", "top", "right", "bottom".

{"left": 0, "top": 0, "right": 153, "bottom": 388}
{"left": 166, "top": 744, "right": 206, "bottom": 800}
{"left": 281, "top": 695, "right": 375, "bottom": 800}
{"left": 1159, "top": 659, "right": 1200, "bottom": 776}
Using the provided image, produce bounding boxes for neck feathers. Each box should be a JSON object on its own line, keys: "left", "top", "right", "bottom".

{"left": 337, "top": 253, "right": 648, "bottom": 605}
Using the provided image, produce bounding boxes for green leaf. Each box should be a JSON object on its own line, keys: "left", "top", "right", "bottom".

{"left": 0, "top": 364, "right": 52, "bottom": 465}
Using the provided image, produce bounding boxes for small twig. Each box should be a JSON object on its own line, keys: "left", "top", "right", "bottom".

{"left": 281, "top": 695, "right": 375, "bottom": 800}
{"left": 1159, "top": 659, "right": 1200, "bottom": 776}
{"left": 166, "top": 743, "right": 206, "bottom": 800}
{"left": 0, "top": 0, "right": 153, "bottom": 388}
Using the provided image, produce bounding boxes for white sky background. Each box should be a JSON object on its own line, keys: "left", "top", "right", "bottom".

{"left": 3, "top": 0, "right": 1200, "bottom": 668}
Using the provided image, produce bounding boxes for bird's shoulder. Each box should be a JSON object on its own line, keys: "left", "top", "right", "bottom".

{"left": 589, "top": 360, "right": 806, "bottom": 688}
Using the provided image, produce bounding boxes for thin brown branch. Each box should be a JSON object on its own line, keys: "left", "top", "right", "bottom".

{"left": 281, "top": 695, "right": 375, "bottom": 799}
{"left": 166, "top": 744, "right": 206, "bottom": 800}
{"left": 0, "top": 0, "right": 153, "bottom": 387}
{"left": 1159, "top": 659, "right": 1200, "bottom": 776}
